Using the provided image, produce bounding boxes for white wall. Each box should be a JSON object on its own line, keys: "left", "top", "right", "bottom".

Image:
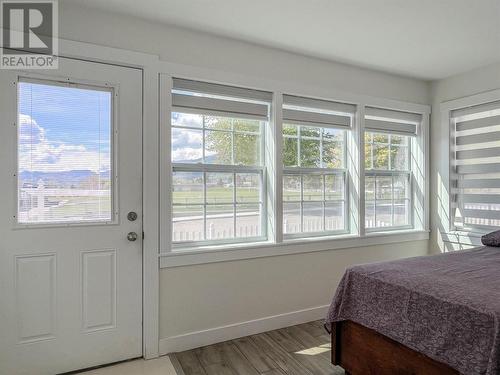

{"left": 159, "top": 241, "right": 427, "bottom": 345}
{"left": 58, "top": 2, "right": 431, "bottom": 351}
{"left": 429, "top": 62, "right": 500, "bottom": 253}
{"left": 59, "top": 3, "right": 429, "bottom": 104}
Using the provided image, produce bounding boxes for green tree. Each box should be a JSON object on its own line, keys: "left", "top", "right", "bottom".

{"left": 283, "top": 125, "right": 298, "bottom": 166}
{"left": 205, "top": 116, "right": 260, "bottom": 165}
{"left": 365, "top": 133, "right": 406, "bottom": 170}
{"left": 206, "top": 117, "right": 344, "bottom": 168}
{"left": 284, "top": 125, "right": 343, "bottom": 168}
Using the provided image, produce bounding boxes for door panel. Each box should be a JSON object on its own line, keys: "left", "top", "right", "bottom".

{"left": 0, "top": 57, "right": 143, "bottom": 375}
{"left": 15, "top": 254, "right": 57, "bottom": 344}
{"left": 81, "top": 249, "right": 117, "bottom": 332}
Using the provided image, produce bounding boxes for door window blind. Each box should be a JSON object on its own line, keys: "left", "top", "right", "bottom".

{"left": 17, "top": 79, "right": 113, "bottom": 224}
{"left": 452, "top": 101, "right": 500, "bottom": 229}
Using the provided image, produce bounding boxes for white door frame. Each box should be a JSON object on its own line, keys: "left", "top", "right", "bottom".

{"left": 55, "top": 38, "right": 162, "bottom": 359}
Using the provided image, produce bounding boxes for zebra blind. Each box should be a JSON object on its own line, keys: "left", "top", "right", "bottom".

{"left": 365, "top": 107, "right": 421, "bottom": 136}
{"left": 172, "top": 78, "right": 272, "bottom": 120}
{"left": 282, "top": 95, "right": 355, "bottom": 129}
{"left": 452, "top": 101, "right": 500, "bottom": 229}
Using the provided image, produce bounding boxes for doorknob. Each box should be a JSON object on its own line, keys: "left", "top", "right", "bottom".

{"left": 127, "top": 232, "right": 138, "bottom": 242}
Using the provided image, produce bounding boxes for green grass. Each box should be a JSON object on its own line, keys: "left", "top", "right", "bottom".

{"left": 173, "top": 187, "right": 261, "bottom": 216}
{"left": 45, "top": 196, "right": 111, "bottom": 219}
{"left": 173, "top": 187, "right": 259, "bottom": 205}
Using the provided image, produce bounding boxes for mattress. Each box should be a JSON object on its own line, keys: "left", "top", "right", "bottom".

{"left": 326, "top": 246, "right": 500, "bottom": 375}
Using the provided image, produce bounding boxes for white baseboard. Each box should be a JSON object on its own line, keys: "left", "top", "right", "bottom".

{"left": 159, "top": 304, "right": 329, "bottom": 355}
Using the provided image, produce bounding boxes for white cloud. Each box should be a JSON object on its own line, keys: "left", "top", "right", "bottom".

{"left": 172, "top": 127, "right": 202, "bottom": 148}
{"left": 18, "top": 114, "right": 45, "bottom": 145}
{"left": 172, "top": 112, "right": 202, "bottom": 128}
{"left": 171, "top": 147, "right": 216, "bottom": 162}
{"left": 171, "top": 125, "right": 220, "bottom": 161}
{"left": 172, "top": 147, "right": 203, "bottom": 161}
{"left": 18, "top": 114, "right": 110, "bottom": 173}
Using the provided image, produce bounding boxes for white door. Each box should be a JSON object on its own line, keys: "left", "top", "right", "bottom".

{"left": 0, "top": 57, "right": 143, "bottom": 375}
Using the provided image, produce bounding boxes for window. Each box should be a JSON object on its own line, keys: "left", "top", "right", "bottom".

{"left": 171, "top": 79, "right": 271, "bottom": 245}
{"left": 282, "top": 95, "right": 355, "bottom": 237}
{"left": 364, "top": 132, "right": 411, "bottom": 228}
{"left": 163, "top": 76, "right": 429, "bottom": 261}
{"left": 451, "top": 101, "right": 500, "bottom": 230}
{"left": 17, "top": 79, "right": 113, "bottom": 224}
{"left": 364, "top": 107, "right": 420, "bottom": 230}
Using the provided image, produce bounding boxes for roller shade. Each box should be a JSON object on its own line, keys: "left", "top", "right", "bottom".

{"left": 452, "top": 100, "right": 500, "bottom": 229}
{"left": 172, "top": 78, "right": 271, "bottom": 120}
{"left": 282, "top": 94, "right": 355, "bottom": 129}
{"left": 364, "top": 107, "right": 421, "bottom": 136}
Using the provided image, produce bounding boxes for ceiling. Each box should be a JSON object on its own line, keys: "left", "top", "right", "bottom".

{"left": 66, "top": 0, "right": 500, "bottom": 80}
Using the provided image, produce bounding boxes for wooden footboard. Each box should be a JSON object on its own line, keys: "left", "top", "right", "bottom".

{"left": 331, "top": 320, "right": 459, "bottom": 375}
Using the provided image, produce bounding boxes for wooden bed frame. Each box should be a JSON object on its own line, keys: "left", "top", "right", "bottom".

{"left": 331, "top": 320, "right": 459, "bottom": 375}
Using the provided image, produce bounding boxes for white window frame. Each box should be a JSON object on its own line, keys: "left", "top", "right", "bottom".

{"left": 159, "top": 75, "right": 430, "bottom": 267}
{"left": 169, "top": 82, "right": 270, "bottom": 248}
{"left": 171, "top": 163, "right": 267, "bottom": 247}
{"left": 364, "top": 132, "right": 413, "bottom": 232}
{"left": 283, "top": 169, "right": 349, "bottom": 238}
{"left": 13, "top": 75, "right": 119, "bottom": 228}
{"left": 282, "top": 123, "right": 349, "bottom": 239}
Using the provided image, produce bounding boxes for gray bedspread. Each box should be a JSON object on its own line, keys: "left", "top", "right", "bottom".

{"left": 326, "top": 246, "right": 500, "bottom": 375}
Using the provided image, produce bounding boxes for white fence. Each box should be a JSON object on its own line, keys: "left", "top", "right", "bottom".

{"left": 173, "top": 215, "right": 346, "bottom": 240}
{"left": 18, "top": 181, "right": 110, "bottom": 222}
{"left": 173, "top": 222, "right": 261, "bottom": 241}
{"left": 283, "top": 217, "right": 343, "bottom": 234}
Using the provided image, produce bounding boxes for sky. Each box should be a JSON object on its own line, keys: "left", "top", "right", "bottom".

{"left": 18, "top": 81, "right": 112, "bottom": 174}
{"left": 171, "top": 112, "right": 217, "bottom": 162}
{"left": 172, "top": 124, "right": 203, "bottom": 162}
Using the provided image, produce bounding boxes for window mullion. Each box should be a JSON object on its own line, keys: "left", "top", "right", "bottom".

{"left": 391, "top": 173, "right": 395, "bottom": 226}
{"left": 203, "top": 171, "right": 207, "bottom": 240}
{"left": 322, "top": 174, "right": 326, "bottom": 231}
{"left": 374, "top": 175, "right": 378, "bottom": 225}
{"left": 343, "top": 170, "right": 348, "bottom": 231}
{"left": 388, "top": 134, "right": 392, "bottom": 170}
{"left": 231, "top": 118, "right": 235, "bottom": 165}
{"left": 300, "top": 175, "right": 304, "bottom": 232}
{"left": 297, "top": 126, "right": 301, "bottom": 167}
{"left": 320, "top": 128, "right": 324, "bottom": 168}
{"left": 370, "top": 139, "right": 373, "bottom": 170}
{"left": 202, "top": 114, "right": 206, "bottom": 163}
{"left": 407, "top": 171, "right": 411, "bottom": 226}
{"left": 233, "top": 172, "right": 237, "bottom": 238}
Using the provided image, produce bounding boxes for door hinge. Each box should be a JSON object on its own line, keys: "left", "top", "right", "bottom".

{"left": 142, "top": 231, "right": 145, "bottom": 240}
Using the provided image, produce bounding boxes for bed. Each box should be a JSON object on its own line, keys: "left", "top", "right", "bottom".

{"left": 325, "top": 246, "right": 500, "bottom": 375}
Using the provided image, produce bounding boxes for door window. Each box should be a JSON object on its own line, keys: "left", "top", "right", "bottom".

{"left": 17, "top": 79, "right": 114, "bottom": 224}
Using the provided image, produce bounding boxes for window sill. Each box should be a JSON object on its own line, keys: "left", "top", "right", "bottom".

{"left": 159, "top": 229, "right": 430, "bottom": 268}
{"left": 440, "top": 230, "right": 485, "bottom": 247}
{"left": 446, "top": 230, "right": 485, "bottom": 237}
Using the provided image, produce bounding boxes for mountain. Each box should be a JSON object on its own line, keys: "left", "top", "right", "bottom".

{"left": 175, "top": 154, "right": 217, "bottom": 164}
{"left": 19, "top": 170, "right": 110, "bottom": 188}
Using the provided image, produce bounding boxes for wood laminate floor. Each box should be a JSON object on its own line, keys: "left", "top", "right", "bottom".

{"left": 171, "top": 320, "right": 345, "bottom": 375}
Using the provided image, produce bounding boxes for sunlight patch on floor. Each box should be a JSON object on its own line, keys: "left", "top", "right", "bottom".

{"left": 294, "top": 343, "right": 330, "bottom": 356}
